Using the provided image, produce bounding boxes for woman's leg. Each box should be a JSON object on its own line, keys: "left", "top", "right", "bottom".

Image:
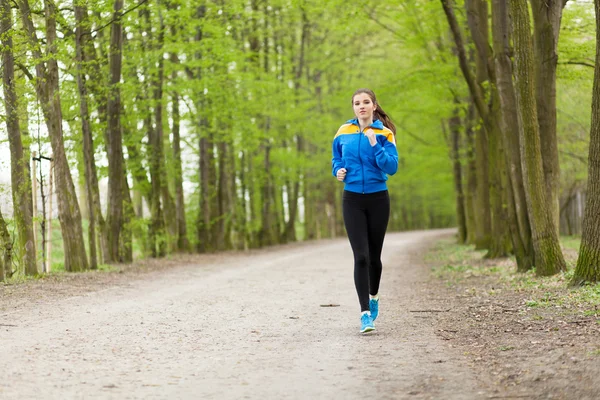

{"left": 366, "top": 191, "right": 390, "bottom": 296}
{"left": 342, "top": 191, "right": 370, "bottom": 312}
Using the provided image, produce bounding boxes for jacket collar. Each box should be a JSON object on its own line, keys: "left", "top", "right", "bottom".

{"left": 347, "top": 118, "right": 384, "bottom": 130}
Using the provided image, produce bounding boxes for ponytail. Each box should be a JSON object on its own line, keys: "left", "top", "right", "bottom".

{"left": 352, "top": 88, "right": 396, "bottom": 135}
{"left": 374, "top": 107, "right": 396, "bottom": 136}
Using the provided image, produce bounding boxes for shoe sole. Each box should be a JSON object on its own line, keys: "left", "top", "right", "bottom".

{"left": 360, "top": 326, "right": 375, "bottom": 334}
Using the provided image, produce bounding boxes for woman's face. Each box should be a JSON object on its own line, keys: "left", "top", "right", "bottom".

{"left": 353, "top": 93, "right": 376, "bottom": 121}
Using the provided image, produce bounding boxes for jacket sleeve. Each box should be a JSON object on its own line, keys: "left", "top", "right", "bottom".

{"left": 372, "top": 134, "right": 398, "bottom": 175}
{"left": 332, "top": 136, "right": 344, "bottom": 177}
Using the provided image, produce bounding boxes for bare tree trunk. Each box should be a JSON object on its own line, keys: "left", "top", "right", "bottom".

{"left": 0, "top": 208, "right": 12, "bottom": 281}
{"left": 510, "top": 0, "right": 566, "bottom": 276}
{"left": 443, "top": 0, "right": 493, "bottom": 248}
{"left": 487, "top": 87, "right": 512, "bottom": 258}
{"left": 75, "top": 2, "right": 97, "bottom": 269}
{"left": 171, "top": 80, "right": 189, "bottom": 252}
{"left": 197, "top": 133, "right": 212, "bottom": 252}
{"left": 120, "top": 167, "right": 133, "bottom": 263}
{"left": 148, "top": 119, "right": 166, "bottom": 258}
{"left": 492, "top": 0, "right": 534, "bottom": 271}
{"left": 530, "top": 0, "right": 569, "bottom": 233}
{"left": 150, "top": 10, "right": 176, "bottom": 253}
{"left": 2, "top": 0, "right": 37, "bottom": 275}
{"left": 239, "top": 151, "right": 249, "bottom": 249}
{"left": 208, "top": 136, "right": 219, "bottom": 250}
{"left": 571, "top": 0, "right": 600, "bottom": 285}
{"left": 80, "top": 10, "right": 111, "bottom": 264}
{"left": 106, "top": 0, "right": 125, "bottom": 263}
{"left": 448, "top": 109, "right": 467, "bottom": 243}
{"left": 216, "top": 141, "right": 230, "bottom": 250}
{"left": 19, "top": 0, "right": 89, "bottom": 272}
{"left": 464, "top": 104, "right": 478, "bottom": 245}
{"left": 259, "top": 142, "right": 276, "bottom": 246}
{"left": 467, "top": 0, "right": 504, "bottom": 254}
{"left": 228, "top": 139, "right": 237, "bottom": 249}
{"left": 284, "top": 137, "right": 302, "bottom": 242}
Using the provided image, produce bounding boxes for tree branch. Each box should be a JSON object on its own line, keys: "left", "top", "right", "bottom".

{"left": 559, "top": 150, "right": 587, "bottom": 164}
{"left": 397, "top": 121, "right": 434, "bottom": 146}
{"left": 440, "top": 0, "right": 489, "bottom": 124}
{"left": 16, "top": 62, "right": 34, "bottom": 81}
{"left": 559, "top": 60, "right": 595, "bottom": 69}
{"left": 363, "top": 6, "right": 406, "bottom": 42}
{"left": 88, "top": 0, "right": 149, "bottom": 36}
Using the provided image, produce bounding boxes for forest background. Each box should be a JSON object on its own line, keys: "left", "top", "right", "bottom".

{"left": 0, "top": 0, "right": 597, "bottom": 285}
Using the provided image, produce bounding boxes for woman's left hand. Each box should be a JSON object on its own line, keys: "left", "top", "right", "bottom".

{"left": 365, "top": 129, "right": 377, "bottom": 146}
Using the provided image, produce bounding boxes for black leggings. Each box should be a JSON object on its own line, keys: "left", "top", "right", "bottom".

{"left": 342, "top": 190, "right": 390, "bottom": 312}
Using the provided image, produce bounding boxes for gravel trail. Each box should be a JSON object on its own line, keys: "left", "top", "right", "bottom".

{"left": 0, "top": 229, "right": 484, "bottom": 399}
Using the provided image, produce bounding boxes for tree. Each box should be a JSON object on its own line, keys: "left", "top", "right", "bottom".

{"left": 0, "top": 208, "right": 11, "bottom": 281}
{"left": 491, "top": 0, "right": 534, "bottom": 271}
{"left": 448, "top": 105, "right": 467, "bottom": 243}
{"left": 105, "top": 0, "right": 126, "bottom": 262}
{"left": 570, "top": 0, "right": 600, "bottom": 285}
{"left": 75, "top": 1, "right": 98, "bottom": 269}
{"left": 1, "top": 0, "right": 37, "bottom": 275}
{"left": 530, "top": 0, "right": 570, "bottom": 232}
{"left": 510, "top": 0, "right": 566, "bottom": 276}
{"left": 18, "top": 0, "right": 89, "bottom": 272}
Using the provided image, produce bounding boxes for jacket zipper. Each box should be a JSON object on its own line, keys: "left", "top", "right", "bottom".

{"left": 358, "top": 127, "right": 365, "bottom": 194}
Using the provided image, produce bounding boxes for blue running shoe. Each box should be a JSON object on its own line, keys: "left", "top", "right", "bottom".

{"left": 360, "top": 312, "right": 375, "bottom": 333}
{"left": 369, "top": 297, "right": 379, "bottom": 321}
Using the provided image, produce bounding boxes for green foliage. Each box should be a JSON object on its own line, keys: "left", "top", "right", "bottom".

{"left": 3, "top": 0, "right": 594, "bottom": 272}
{"left": 557, "top": 1, "right": 595, "bottom": 195}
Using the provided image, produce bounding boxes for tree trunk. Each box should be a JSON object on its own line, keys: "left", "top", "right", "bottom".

{"left": 492, "top": 0, "right": 534, "bottom": 271}
{"left": 80, "top": 31, "right": 110, "bottom": 265}
{"left": 284, "top": 139, "right": 301, "bottom": 242}
{"left": 151, "top": 11, "right": 177, "bottom": 254}
{"left": 106, "top": 0, "right": 125, "bottom": 263}
{"left": 148, "top": 118, "right": 166, "bottom": 258}
{"left": 120, "top": 167, "right": 133, "bottom": 263}
{"left": 468, "top": 0, "right": 509, "bottom": 255}
{"left": 2, "top": 0, "right": 37, "bottom": 275}
{"left": 239, "top": 151, "right": 249, "bottom": 249}
{"left": 19, "top": 0, "right": 89, "bottom": 272}
{"left": 443, "top": 0, "right": 493, "bottom": 248}
{"left": 571, "top": 0, "right": 600, "bottom": 285}
{"left": 0, "top": 208, "right": 11, "bottom": 281}
{"left": 284, "top": 8, "right": 308, "bottom": 243}
{"left": 208, "top": 135, "right": 219, "bottom": 250}
{"left": 75, "top": 2, "right": 98, "bottom": 269}
{"left": 510, "top": 0, "right": 566, "bottom": 276}
{"left": 486, "top": 87, "right": 512, "bottom": 258}
{"left": 171, "top": 82, "right": 190, "bottom": 252}
{"left": 259, "top": 142, "right": 276, "bottom": 246}
{"left": 216, "top": 141, "right": 230, "bottom": 250}
{"left": 197, "top": 133, "right": 212, "bottom": 252}
{"left": 530, "top": 0, "right": 568, "bottom": 233}
{"left": 464, "top": 103, "right": 478, "bottom": 245}
{"left": 448, "top": 108, "right": 467, "bottom": 243}
{"left": 228, "top": 139, "right": 238, "bottom": 249}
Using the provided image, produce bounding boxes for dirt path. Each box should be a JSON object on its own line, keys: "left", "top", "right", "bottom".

{"left": 0, "top": 229, "right": 486, "bottom": 399}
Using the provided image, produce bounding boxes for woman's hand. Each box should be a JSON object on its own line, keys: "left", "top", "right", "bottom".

{"left": 336, "top": 168, "right": 347, "bottom": 182}
{"left": 365, "top": 129, "right": 377, "bottom": 146}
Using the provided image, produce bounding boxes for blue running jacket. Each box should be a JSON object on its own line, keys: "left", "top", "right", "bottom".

{"left": 331, "top": 118, "right": 398, "bottom": 194}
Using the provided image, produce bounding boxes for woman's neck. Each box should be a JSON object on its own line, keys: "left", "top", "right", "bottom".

{"left": 358, "top": 117, "right": 373, "bottom": 131}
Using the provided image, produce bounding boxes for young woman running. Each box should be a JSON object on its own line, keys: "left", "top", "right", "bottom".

{"left": 331, "top": 88, "right": 398, "bottom": 334}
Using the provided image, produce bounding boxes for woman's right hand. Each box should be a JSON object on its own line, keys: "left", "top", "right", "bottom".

{"left": 336, "top": 168, "right": 347, "bottom": 182}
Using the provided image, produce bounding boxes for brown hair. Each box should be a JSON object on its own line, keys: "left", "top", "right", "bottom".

{"left": 352, "top": 88, "right": 396, "bottom": 135}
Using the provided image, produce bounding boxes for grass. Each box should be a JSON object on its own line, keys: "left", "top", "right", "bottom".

{"left": 427, "top": 234, "right": 600, "bottom": 314}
